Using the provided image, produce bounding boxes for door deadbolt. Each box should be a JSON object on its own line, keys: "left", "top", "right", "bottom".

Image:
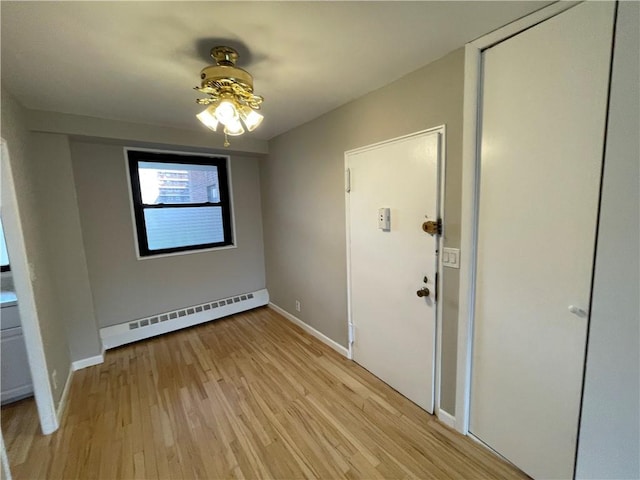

{"left": 422, "top": 219, "right": 442, "bottom": 235}
{"left": 416, "top": 287, "right": 430, "bottom": 298}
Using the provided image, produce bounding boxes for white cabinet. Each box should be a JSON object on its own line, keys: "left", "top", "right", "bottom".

{"left": 1, "top": 305, "right": 33, "bottom": 404}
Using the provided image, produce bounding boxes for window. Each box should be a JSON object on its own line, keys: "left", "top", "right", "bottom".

{"left": 0, "top": 219, "right": 10, "bottom": 272}
{"left": 126, "top": 150, "right": 233, "bottom": 257}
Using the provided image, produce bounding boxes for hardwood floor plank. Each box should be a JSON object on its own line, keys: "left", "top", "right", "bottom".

{"left": 1, "top": 307, "right": 529, "bottom": 479}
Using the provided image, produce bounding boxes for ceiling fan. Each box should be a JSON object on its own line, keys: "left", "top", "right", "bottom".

{"left": 194, "top": 46, "right": 264, "bottom": 147}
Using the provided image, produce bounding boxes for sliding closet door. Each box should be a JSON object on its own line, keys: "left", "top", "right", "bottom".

{"left": 469, "top": 2, "right": 615, "bottom": 478}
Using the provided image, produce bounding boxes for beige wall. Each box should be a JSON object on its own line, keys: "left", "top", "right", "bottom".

{"left": 29, "top": 132, "right": 102, "bottom": 362}
{"left": 576, "top": 3, "right": 640, "bottom": 478}
{"left": 262, "top": 49, "right": 464, "bottom": 414}
{"left": 1, "top": 89, "right": 71, "bottom": 407}
{"left": 70, "top": 140, "right": 266, "bottom": 328}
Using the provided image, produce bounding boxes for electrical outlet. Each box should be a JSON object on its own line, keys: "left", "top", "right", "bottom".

{"left": 295, "top": 300, "right": 301, "bottom": 312}
{"left": 52, "top": 370, "right": 58, "bottom": 390}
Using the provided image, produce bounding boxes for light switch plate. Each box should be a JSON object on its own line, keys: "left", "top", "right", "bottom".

{"left": 443, "top": 247, "right": 460, "bottom": 268}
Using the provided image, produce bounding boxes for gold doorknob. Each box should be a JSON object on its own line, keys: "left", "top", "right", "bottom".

{"left": 416, "top": 287, "right": 430, "bottom": 298}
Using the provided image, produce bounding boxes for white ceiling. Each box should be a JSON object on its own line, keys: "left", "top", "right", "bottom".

{"left": 1, "top": 1, "right": 549, "bottom": 140}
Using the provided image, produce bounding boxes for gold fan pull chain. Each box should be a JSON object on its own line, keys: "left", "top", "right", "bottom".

{"left": 224, "top": 133, "right": 230, "bottom": 148}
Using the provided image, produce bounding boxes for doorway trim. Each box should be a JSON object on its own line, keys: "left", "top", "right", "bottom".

{"left": 1, "top": 140, "right": 58, "bottom": 434}
{"left": 455, "top": 1, "right": 579, "bottom": 435}
{"left": 344, "top": 125, "right": 446, "bottom": 413}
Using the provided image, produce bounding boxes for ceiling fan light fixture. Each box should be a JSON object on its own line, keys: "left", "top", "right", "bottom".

{"left": 196, "top": 106, "right": 219, "bottom": 131}
{"left": 239, "top": 105, "right": 264, "bottom": 132}
{"left": 194, "top": 46, "right": 264, "bottom": 146}
{"left": 214, "top": 98, "right": 239, "bottom": 124}
{"left": 224, "top": 119, "right": 245, "bottom": 136}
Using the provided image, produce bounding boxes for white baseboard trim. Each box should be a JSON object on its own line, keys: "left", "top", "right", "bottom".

{"left": 437, "top": 408, "right": 457, "bottom": 429}
{"left": 0, "top": 385, "right": 33, "bottom": 405}
{"left": 71, "top": 352, "right": 104, "bottom": 371}
{"left": 56, "top": 368, "right": 73, "bottom": 425}
{"left": 269, "top": 303, "right": 349, "bottom": 357}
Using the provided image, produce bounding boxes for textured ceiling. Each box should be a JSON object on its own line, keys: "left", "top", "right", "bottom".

{"left": 1, "top": 1, "right": 549, "bottom": 140}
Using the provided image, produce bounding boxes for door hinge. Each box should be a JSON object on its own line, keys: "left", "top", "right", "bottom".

{"left": 349, "top": 323, "right": 355, "bottom": 344}
{"left": 345, "top": 168, "right": 351, "bottom": 193}
{"left": 422, "top": 218, "right": 442, "bottom": 236}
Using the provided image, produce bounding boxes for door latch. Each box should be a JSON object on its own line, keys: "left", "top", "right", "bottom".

{"left": 422, "top": 219, "right": 442, "bottom": 235}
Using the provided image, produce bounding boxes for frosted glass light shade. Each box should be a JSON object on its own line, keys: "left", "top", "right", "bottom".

{"left": 224, "top": 118, "right": 245, "bottom": 136}
{"left": 239, "top": 106, "right": 264, "bottom": 132}
{"left": 196, "top": 107, "right": 219, "bottom": 131}
{"left": 215, "top": 100, "right": 238, "bottom": 124}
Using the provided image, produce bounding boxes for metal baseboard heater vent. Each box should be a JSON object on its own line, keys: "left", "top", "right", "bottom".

{"left": 100, "top": 289, "right": 269, "bottom": 349}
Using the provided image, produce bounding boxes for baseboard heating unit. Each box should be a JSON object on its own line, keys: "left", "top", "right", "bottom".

{"left": 100, "top": 289, "right": 269, "bottom": 349}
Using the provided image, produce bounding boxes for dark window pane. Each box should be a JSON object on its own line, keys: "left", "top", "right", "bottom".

{"left": 143, "top": 206, "right": 225, "bottom": 251}
{"left": 138, "top": 161, "right": 220, "bottom": 205}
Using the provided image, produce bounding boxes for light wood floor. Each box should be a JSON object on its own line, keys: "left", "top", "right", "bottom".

{"left": 2, "top": 307, "right": 528, "bottom": 479}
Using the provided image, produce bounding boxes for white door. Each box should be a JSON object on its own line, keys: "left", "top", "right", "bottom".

{"left": 346, "top": 130, "right": 441, "bottom": 413}
{"left": 470, "top": 3, "right": 615, "bottom": 479}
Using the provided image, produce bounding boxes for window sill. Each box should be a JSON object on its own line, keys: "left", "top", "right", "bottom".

{"left": 136, "top": 243, "right": 237, "bottom": 261}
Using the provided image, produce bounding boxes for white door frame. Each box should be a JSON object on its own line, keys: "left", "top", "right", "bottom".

{"left": 455, "top": 1, "right": 580, "bottom": 435}
{"left": 1, "top": 431, "right": 12, "bottom": 480}
{"left": 1, "top": 139, "right": 58, "bottom": 434}
{"left": 345, "top": 125, "right": 446, "bottom": 413}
